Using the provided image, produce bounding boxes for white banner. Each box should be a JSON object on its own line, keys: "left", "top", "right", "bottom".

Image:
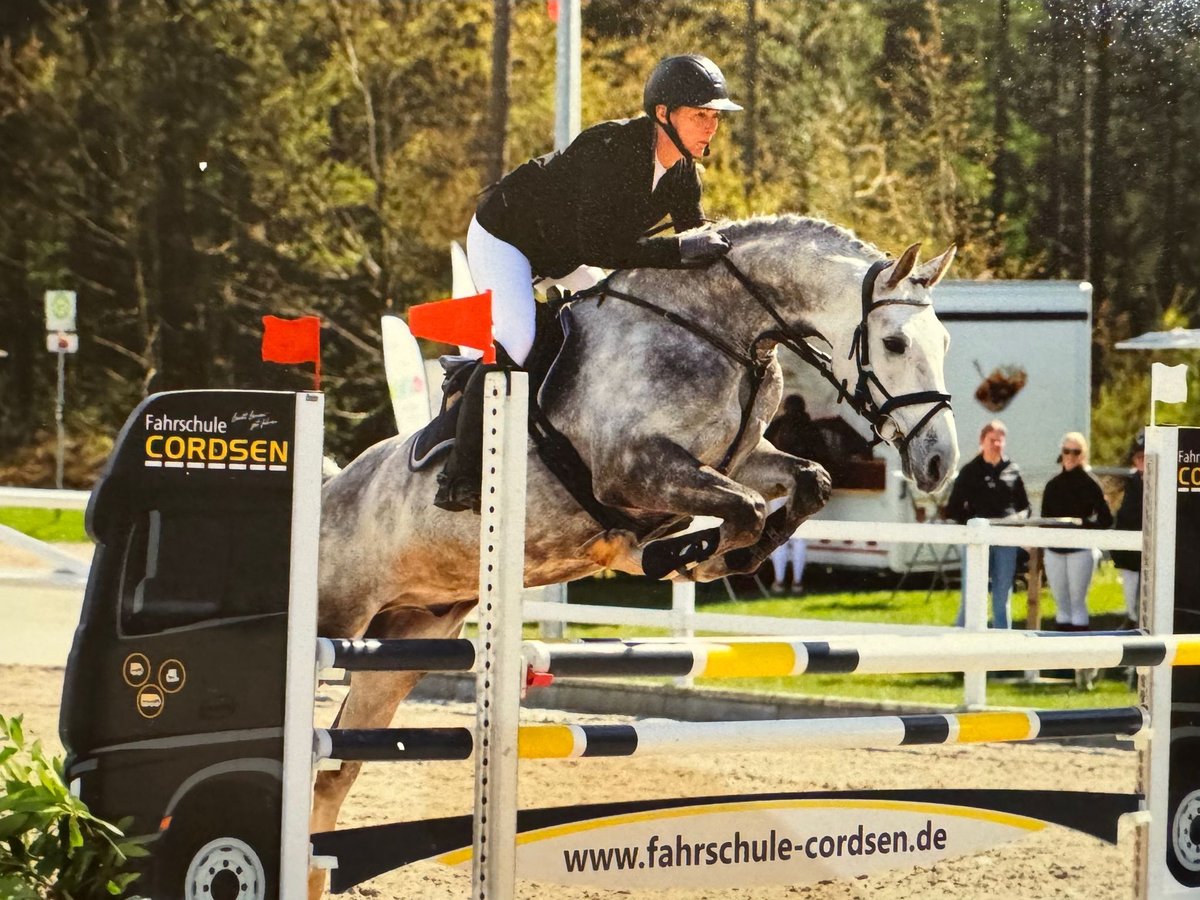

{"left": 443, "top": 798, "right": 1042, "bottom": 889}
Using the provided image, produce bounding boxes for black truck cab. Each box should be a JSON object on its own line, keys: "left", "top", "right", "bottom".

{"left": 60, "top": 390, "right": 311, "bottom": 900}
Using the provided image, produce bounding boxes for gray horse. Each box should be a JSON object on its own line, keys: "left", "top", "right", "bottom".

{"left": 308, "top": 215, "right": 958, "bottom": 897}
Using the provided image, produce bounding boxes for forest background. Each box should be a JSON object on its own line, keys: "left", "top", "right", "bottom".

{"left": 1, "top": 0, "right": 1198, "bottom": 480}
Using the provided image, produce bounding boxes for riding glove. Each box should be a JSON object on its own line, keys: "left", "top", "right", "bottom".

{"left": 679, "top": 231, "right": 732, "bottom": 264}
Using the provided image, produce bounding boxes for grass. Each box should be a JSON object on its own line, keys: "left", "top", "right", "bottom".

{"left": 0, "top": 507, "right": 87, "bottom": 542}
{"left": 524, "top": 563, "right": 1138, "bottom": 711}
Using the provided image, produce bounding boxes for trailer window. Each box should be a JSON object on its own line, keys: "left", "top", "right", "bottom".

{"left": 119, "top": 507, "right": 292, "bottom": 635}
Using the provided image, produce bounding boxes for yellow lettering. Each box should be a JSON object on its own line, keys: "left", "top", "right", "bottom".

{"left": 187, "top": 437, "right": 205, "bottom": 460}
{"left": 146, "top": 436, "right": 163, "bottom": 459}
{"left": 208, "top": 438, "right": 227, "bottom": 461}
{"left": 164, "top": 436, "right": 185, "bottom": 460}
{"left": 249, "top": 440, "right": 267, "bottom": 462}
{"left": 269, "top": 440, "right": 288, "bottom": 464}
{"left": 228, "top": 439, "right": 248, "bottom": 462}
{"left": 1192, "top": 467, "right": 1200, "bottom": 487}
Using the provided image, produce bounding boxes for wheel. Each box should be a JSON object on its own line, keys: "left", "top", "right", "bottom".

{"left": 183, "top": 836, "right": 269, "bottom": 900}
{"left": 157, "top": 781, "right": 280, "bottom": 900}
{"left": 1167, "top": 738, "right": 1200, "bottom": 888}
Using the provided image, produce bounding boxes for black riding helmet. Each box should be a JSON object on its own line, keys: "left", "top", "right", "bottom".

{"left": 643, "top": 55, "right": 742, "bottom": 159}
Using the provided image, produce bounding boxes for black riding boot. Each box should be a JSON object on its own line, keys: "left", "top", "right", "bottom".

{"left": 433, "top": 363, "right": 502, "bottom": 512}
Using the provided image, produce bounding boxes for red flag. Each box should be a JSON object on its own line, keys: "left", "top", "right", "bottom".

{"left": 262, "top": 315, "right": 321, "bottom": 389}
{"left": 408, "top": 291, "right": 495, "bottom": 364}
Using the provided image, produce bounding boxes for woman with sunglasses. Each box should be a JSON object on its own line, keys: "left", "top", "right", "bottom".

{"left": 1041, "top": 432, "right": 1113, "bottom": 633}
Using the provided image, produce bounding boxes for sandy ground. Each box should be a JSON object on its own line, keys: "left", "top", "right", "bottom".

{"left": 0, "top": 542, "right": 1143, "bottom": 900}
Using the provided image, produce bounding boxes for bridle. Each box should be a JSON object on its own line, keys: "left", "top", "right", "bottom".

{"left": 574, "top": 250, "right": 952, "bottom": 462}
{"left": 838, "top": 258, "right": 953, "bottom": 452}
{"left": 719, "top": 255, "right": 952, "bottom": 453}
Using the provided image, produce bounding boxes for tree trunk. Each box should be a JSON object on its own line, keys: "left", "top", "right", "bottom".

{"left": 989, "top": 0, "right": 1010, "bottom": 240}
{"left": 741, "top": 0, "right": 759, "bottom": 200}
{"left": 486, "top": 0, "right": 512, "bottom": 187}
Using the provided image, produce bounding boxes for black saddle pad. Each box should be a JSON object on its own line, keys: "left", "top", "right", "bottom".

{"left": 408, "top": 404, "right": 459, "bottom": 470}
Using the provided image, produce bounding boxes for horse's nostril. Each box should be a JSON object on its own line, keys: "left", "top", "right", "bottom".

{"left": 926, "top": 454, "right": 943, "bottom": 485}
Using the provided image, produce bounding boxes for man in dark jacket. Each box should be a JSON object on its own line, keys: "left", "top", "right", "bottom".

{"left": 944, "top": 419, "right": 1030, "bottom": 629}
{"left": 436, "top": 54, "right": 742, "bottom": 511}
{"left": 1112, "top": 431, "right": 1145, "bottom": 628}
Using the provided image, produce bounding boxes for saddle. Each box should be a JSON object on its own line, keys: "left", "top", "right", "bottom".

{"left": 409, "top": 292, "right": 700, "bottom": 577}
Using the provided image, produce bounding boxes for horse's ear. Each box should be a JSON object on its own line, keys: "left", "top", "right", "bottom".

{"left": 883, "top": 243, "right": 922, "bottom": 289}
{"left": 912, "top": 244, "right": 957, "bottom": 288}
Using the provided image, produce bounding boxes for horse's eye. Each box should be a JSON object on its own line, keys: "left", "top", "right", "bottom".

{"left": 882, "top": 336, "right": 908, "bottom": 355}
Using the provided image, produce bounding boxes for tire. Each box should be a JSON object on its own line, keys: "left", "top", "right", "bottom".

{"left": 157, "top": 783, "right": 280, "bottom": 900}
{"left": 1167, "top": 738, "right": 1200, "bottom": 888}
{"left": 182, "top": 835, "right": 270, "bottom": 899}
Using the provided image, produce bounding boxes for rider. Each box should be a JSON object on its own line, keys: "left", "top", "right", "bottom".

{"left": 435, "top": 54, "right": 743, "bottom": 511}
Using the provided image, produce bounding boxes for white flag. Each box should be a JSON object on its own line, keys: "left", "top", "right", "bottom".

{"left": 382, "top": 315, "right": 433, "bottom": 440}
{"left": 1151, "top": 362, "right": 1189, "bottom": 406}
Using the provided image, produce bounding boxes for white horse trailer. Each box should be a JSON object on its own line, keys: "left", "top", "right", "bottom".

{"left": 782, "top": 280, "right": 1093, "bottom": 572}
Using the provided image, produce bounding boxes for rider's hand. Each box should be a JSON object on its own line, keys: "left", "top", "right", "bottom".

{"left": 679, "top": 231, "right": 732, "bottom": 265}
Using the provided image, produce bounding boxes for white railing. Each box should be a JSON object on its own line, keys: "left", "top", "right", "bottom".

{"left": 0, "top": 487, "right": 92, "bottom": 586}
{"left": 525, "top": 518, "right": 1143, "bottom": 708}
{"left": 0, "top": 487, "right": 90, "bottom": 510}
{"left": 2, "top": 486, "right": 1143, "bottom": 707}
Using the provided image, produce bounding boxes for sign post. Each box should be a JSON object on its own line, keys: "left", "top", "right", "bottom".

{"left": 44, "top": 290, "right": 78, "bottom": 489}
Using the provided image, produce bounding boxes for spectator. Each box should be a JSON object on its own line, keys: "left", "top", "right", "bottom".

{"left": 763, "top": 395, "right": 827, "bottom": 596}
{"left": 1110, "top": 430, "right": 1145, "bottom": 630}
{"left": 1041, "top": 431, "right": 1114, "bottom": 632}
{"left": 767, "top": 496, "right": 807, "bottom": 595}
{"left": 944, "top": 419, "right": 1030, "bottom": 629}
{"left": 764, "top": 394, "right": 830, "bottom": 466}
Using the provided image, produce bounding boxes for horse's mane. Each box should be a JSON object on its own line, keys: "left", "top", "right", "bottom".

{"left": 718, "top": 214, "right": 885, "bottom": 261}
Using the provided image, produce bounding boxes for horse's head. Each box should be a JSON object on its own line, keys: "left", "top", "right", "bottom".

{"left": 833, "top": 243, "right": 959, "bottom": 493}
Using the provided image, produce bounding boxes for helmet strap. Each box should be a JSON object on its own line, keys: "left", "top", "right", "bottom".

{"left": 656, "top": 108, "right": 694, "bottom": 163}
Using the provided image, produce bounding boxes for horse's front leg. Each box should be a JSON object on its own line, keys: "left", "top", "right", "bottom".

{"left": 590, "top": 436, "right": 770, "bottom": 579}
{"left": 691, "top": 440, "right": 831, "bottom": 581}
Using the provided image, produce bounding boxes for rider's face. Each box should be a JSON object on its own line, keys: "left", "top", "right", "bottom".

{"left": 659, "top": 105, "right": 721, "bottom": 157}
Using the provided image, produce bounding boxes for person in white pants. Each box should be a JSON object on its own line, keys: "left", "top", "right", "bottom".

{"left": 767, "top": 496, "right": 807, "bottom": 594}
{"left": 1041, "top": 432, "right": 1113, "bottom": 631}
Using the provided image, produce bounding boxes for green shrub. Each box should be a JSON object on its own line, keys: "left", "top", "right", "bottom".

{"left": 0, "top": 715, "right": 147, "bottom": 899}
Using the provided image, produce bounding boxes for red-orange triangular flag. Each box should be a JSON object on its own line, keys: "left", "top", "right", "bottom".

{"left": 408, "top": 291, "right": 495, "bottom": 363}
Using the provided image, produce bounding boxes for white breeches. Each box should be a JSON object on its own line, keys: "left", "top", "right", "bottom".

{"left": 1044, "top": 548, "right": 1100, "bottom": 627}
{"left": 466, "top": 215, "right": 604, "bottom": 366}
